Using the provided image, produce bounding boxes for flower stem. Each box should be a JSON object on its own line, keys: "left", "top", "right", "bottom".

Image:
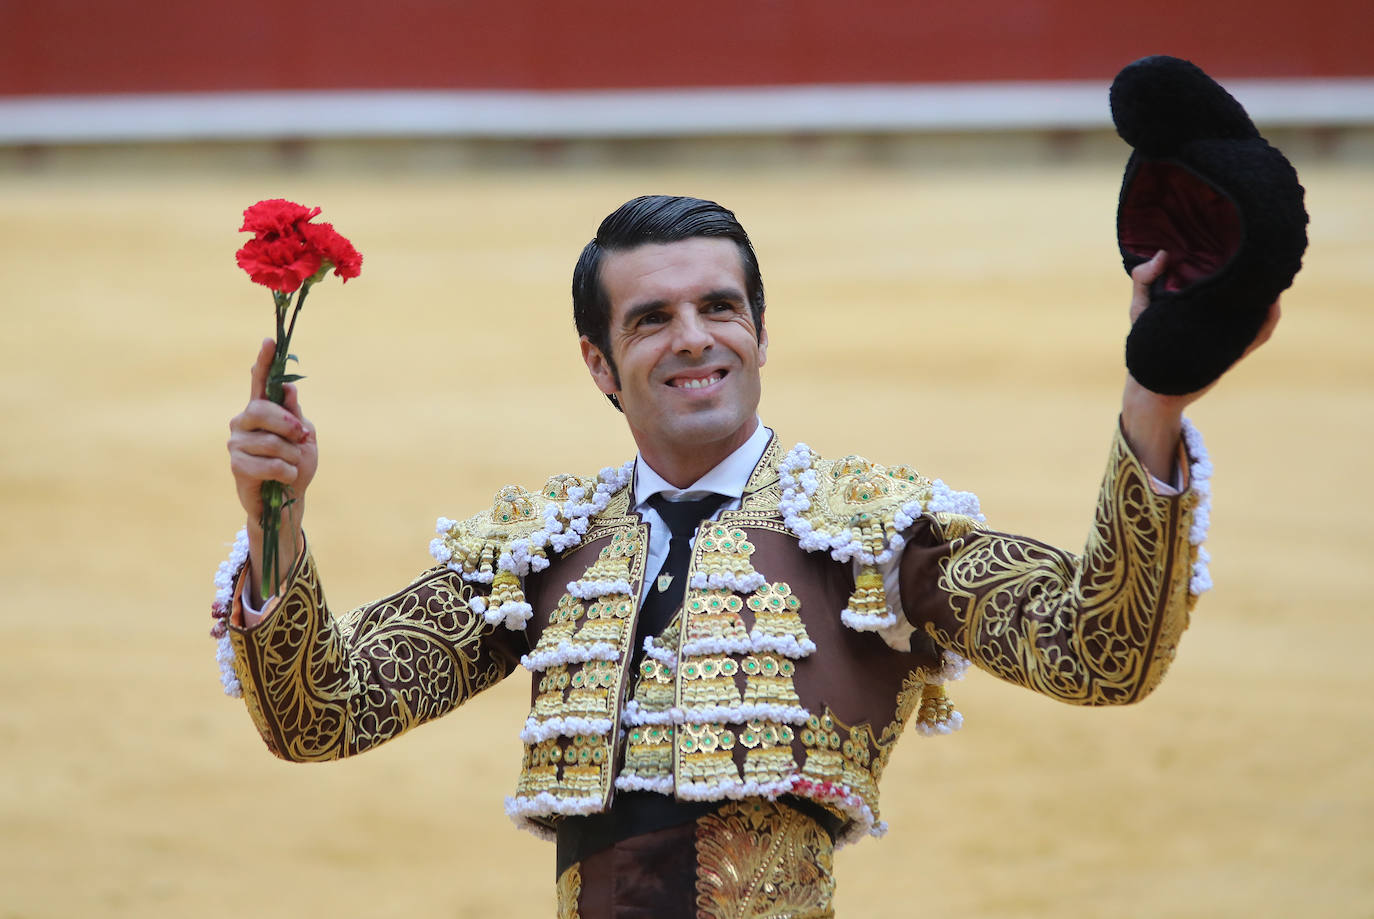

{"left": 259, "top": 287, "right": 303, "bottom": 599}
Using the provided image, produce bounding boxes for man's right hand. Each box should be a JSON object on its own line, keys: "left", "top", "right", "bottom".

{"left": 227, "top": 339, "right": 318, "bottom": 606}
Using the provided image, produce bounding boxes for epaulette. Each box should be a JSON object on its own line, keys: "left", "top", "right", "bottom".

{"left": 776, "top": 443, "right": 986, "bottom": 634}
{"left": 429, "top": 462, "right": 636, "bottom": 630}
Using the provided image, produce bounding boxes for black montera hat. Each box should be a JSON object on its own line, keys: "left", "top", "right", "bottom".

{"left": 1111, "top": 55, "right": 1308, "bottom": 395}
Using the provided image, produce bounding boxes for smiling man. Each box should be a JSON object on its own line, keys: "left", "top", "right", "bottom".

{"left": 220, "top": 195, "right": 1275, "bottom": 918}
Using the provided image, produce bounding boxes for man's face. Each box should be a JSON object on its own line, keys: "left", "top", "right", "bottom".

{"left": 581, "top": 237, "right": 767, "bottom": 477}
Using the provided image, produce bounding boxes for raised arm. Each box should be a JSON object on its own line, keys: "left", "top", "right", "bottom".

{"left": 900, "top": 256, "right": 1279, "bottom": 705}
{"left": 226, "top": 338, "right": 318, "bottom": 612}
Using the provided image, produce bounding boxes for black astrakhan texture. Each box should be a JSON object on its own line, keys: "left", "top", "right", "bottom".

{"left": 1111, "top": 55, "right": 1308, "bottom": 395}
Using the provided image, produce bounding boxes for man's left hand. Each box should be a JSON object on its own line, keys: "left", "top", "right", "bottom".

{"left": 1120, "top": 250, "right": 1281, "bottom": 482}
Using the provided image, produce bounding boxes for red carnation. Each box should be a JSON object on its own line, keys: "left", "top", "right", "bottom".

{"left": 300, "top": 221, "right": 363, "bottom": 282}
{"left": 231, "top": 197, "right": 363, "bottom": 600}
{"left": 239, "top": 199, "right": 321, "bottom": 238}
{"left": 235, "top": 234, "right": 323, "bottom": 293}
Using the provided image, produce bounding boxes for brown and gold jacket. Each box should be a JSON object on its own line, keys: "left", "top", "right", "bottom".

{"left": 229, "top": 425, "right": 1207, "bottom": 845}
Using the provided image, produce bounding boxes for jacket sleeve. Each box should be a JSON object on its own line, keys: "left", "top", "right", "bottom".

{"left": 228, "top": 544, "right": 526, "bottom": 761}
{"left": 899, "top": 423, "right": 1204, "bottom": 706}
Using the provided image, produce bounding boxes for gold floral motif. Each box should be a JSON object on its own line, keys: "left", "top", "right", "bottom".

{"left": 566, "top": 660, "right": 618, "bottom": 718}
{"left": 695, "top": 523, "right": 762, "bottom": 584}
{"left": 230, "top": 554, "right": 518, "bottom": 762}
{"left": 683, "top": 589, "right": 751, "bottom": 646}
{"left": 740, "top": 656, "right": 800, "bottom": 708}
{"left": 740, "top": 720, "right": 798, "bottom": 785}
{"left": 516, "top": 739, "right": 560, "bottom": 795}
{"left": 631, "top": 657, "right": 676, "bottom": 709}
{"left": 873, "top": 674, "right": 925, "bottom": 783}
{"left": 695, "top": 799, "right": 835, "bottom": 918}
{"left": 528, "top": 594, "right": 584, "bottom": 655}
{"left": 624, "top": 723, "right": 675, "bottom": 779}
{"left": 798, "top": 712, "right": 846, "bottom": 786}
{"left": 535, "top": 666, "right": 571, "bottom": 716}
{"left": 513, "top": 522, "right": 648, "bottom": 812}
{"left": 930, "top": 426, "right": 1193, "bottom": 705}
{"left": 838, "top": 724, "right": 878, "bottom": 805}
{"left": 556, "top": 862, "right": 582, "bottom": 919}
{"left": 681, "top": 656, "right": 744, "bottom": 708}
{"left": 557, "top": 734, "right": 610, "bottom": 796}
{"left": 579, "top": 530, "right": 639, "bottom": 583}
{"left": 746, "top": 582, "right": 811, "bottom": 650}
{"left": 437, "top": 481, "right": 568, "bottom": 582}
{"left": 679, "top": 723, "right": 740, "bottom": 785}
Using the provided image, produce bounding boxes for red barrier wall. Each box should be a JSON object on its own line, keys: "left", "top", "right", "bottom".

{"left": 2, "top": 0, "right": 1369, "bottom": 96}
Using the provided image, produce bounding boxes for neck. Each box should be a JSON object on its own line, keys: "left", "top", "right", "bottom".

{"left": 634, "top": 417, "right": 760, "bottom": 489}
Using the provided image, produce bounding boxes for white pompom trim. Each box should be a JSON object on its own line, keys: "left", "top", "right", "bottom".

{"left": 519, "top": 641, "right": 620, "bottom": 672}
{"left": 518, "top": 715, "right": 614, "bottom": 744}
{"left": 641, "top": 636, "right": 678, "bottom": 671}
{"left": 746, "top": 633, "right": 818, "bottom": 658}
{"left": 566, "top": 578, "right": 633, "bottom": 600}
{"left": 1180, "top": 417, "right": 1214, "bottom": 597}
{"left": 913, "top": 710, "right": 965, "bottom": 736}
{"left": 840, "top": 608, "right": 899, "bottom": 632}
{"left": 689, "top": 571, "right": 769, "bottom": 593}
{"left": 209, "top": 527, "right": 250, "bottom": 698}
{"left": 481, "top": 600, "right": 533, "bottom": 630}
{"left": 613, "top": 774, "right": 675, "bottom": 794}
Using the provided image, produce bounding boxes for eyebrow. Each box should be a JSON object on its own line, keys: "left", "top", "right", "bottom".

{"left": 619, "top": 288, "right": 747, "bottom": 329}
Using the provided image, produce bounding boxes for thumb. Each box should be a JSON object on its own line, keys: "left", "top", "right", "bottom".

{"left": 1131, "top": 249, "right": 1169, "bottom": 287}
{"left": 1129, "top": 250, "right": 1168, "bottom": 324}
{"left": 249, "top": 338, "right": 274, "bottom": 401}
{"left": 281, "top": 381, "right": 307, "bottom": 422}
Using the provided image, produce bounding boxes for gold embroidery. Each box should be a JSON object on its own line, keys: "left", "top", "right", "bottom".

{"left": 696, "top": 524, "right": 760, "bottom": 584}
{"left": 695, "top": 799, "right": 835, "bottom": 918}
{"left": 930, "top": 426, "right": 1193, "bottom": 705}
{"left": 556, "top": 862, "right": 582, "bottom": 919}
{"left": 513, "top": 523, "right": 648, "bottom": 812}
{"left": 531, "top": 594, "right": 583, "bottom": 651}
{"left": 566, "top": 661, "right": 618, "bottom": 717}
{"left": 681, "top": 656, "right": 744, "bottom": 709}
{"left": 557, "top": 734, "right": 611, "bottom": 796}
{"left": 230, "top": 555, "right": 517, "bottom": 762}
{"left": 740, "top": 656, "right": 801, "bottom": 709}
{"left": 798, "top": 713, "right": 845, "bottom": 785}
{"left": 746, "top": 583, "right": 811, "bottom": 651}
{"left": 739, "top": 721, "right": 798, "bottom": 785}
{"left": 679, "top": 723, "right": 740, "bottom": 785}
{"left": 624, "top": 723, "right": 675, "bottom": 780}
{"left": 516, "top": 739, "right": 560, "bottom": 796}
{"left": 683, "top": 589, "right": 751, "bottom": 647}
{"left": 787, "top": 452, "right": 934, "bottom": 625}
{"left": 873, "top": 674, "right": 925, "bottom": 784}
{"left": 576, "top": 594, "right": 631, "bottom": 646}
{"left": 535, "top": 666, "right": 571, "bottom": 716}
{"left": 798, "top": 709, "right": 881, "bottom": 816}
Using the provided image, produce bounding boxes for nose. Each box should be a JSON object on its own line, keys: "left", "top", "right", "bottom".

{"left": 670, "top": 306, "right": 713, "bottom": 356}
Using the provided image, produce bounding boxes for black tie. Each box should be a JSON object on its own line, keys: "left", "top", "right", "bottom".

{"left": 634, "top": 493, "right": 730, "bottom": 664}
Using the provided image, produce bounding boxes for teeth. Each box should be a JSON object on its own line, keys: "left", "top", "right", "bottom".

{"left": 676, "top": 374, "right": 721, "bottom": 390}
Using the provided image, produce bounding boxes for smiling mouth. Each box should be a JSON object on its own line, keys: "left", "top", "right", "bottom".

{"left": 669, "top": 370, "right": 726, "bottom": 390}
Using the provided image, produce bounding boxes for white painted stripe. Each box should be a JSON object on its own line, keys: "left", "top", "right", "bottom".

{"left": 2, "top": 79, "right": 1372, "bottom": 144}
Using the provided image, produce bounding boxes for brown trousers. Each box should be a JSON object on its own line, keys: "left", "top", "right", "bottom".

{"left": 558, "top": 799, "right": 836, "bottom": 919}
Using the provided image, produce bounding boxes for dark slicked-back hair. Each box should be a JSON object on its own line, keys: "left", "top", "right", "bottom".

{"left": 572, "top": 196, "right": 765, "bottom": 402}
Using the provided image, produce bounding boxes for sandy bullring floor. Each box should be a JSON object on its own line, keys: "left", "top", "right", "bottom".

{"left": 0, "top": 147, "right": 1370, "bottom": 918}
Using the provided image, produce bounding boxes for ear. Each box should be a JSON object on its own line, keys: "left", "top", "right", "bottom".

{"left": 757, "top": 321, "right": 769, "bottom": 368}
{"left": 580, "top": 336, "right": 619, "bottom": 396}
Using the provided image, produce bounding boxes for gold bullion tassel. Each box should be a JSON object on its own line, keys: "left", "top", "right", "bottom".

{"left": 846, "top": 566, "right": 888, "bottom": 619}
{"left": 916, "top": 682, "right": 955, "bottom": 732}
{"left": 490, "top": 569, "right": 527, "bottom": 611}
